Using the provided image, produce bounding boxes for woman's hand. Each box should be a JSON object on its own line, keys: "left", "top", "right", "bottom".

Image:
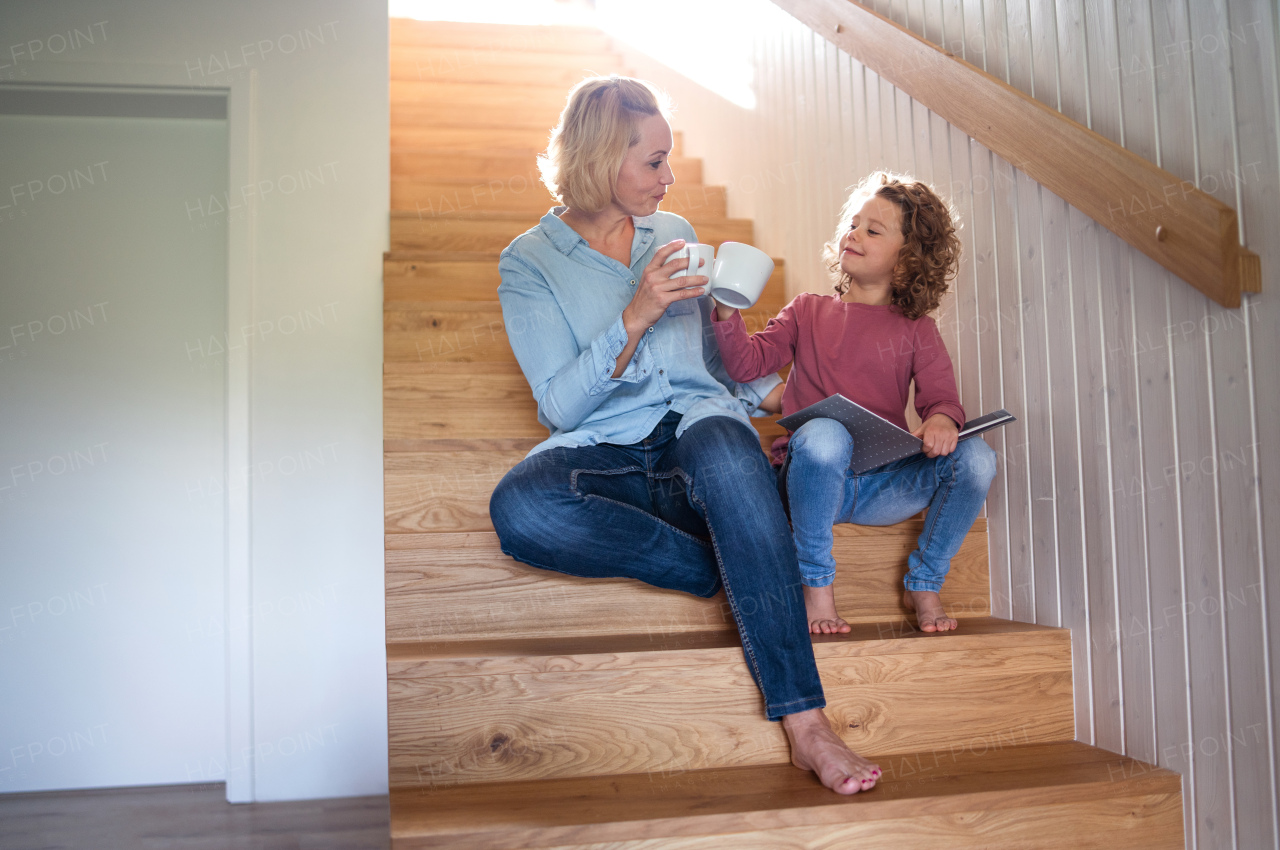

{"left": 621, "top": 240, "right": 707, "bottom": 337}
{"left": 912, "top": 413, "right": 959, "bottom": 457}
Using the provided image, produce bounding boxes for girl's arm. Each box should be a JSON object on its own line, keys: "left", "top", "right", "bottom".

{"left": 910, "top": 318, "right": 966, "bottom": 455}
{"left": 709, "top": 295, "right": 802, "bottom": 383}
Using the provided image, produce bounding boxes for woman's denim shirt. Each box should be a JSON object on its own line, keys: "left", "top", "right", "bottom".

{"left": 498, "top": 207, "right": 782, "bottom": 457}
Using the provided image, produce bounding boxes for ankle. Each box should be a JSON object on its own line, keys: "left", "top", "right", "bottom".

{"left": 782, "top": 708, "right": 828, "bottom": 734}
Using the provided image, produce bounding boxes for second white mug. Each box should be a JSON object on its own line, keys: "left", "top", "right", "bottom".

{"left": 709, "top": 242, "right": 774, "bottom": 309}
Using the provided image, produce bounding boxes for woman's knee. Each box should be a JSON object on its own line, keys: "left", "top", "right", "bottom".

{"left": 790, "top": 417, "right": 853, "bottom": 469}
{"left": 489, "top": 452, "right": 564, "bottom": 548}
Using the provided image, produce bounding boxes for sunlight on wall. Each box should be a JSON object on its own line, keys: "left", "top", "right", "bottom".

{"left": 390, "top": 0, "right": 786, "bottom": 110}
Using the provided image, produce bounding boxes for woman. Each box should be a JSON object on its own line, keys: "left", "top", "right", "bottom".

{"left": 488, "top": 76, "right": 879, "bottom": 795}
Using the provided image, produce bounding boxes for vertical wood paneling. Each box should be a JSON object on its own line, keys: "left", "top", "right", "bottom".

{"left": 665, "top": 4, "right": 1278, "bottom": 844}
{"left": 864, "top": 69, "right": 883, "bottom": 172}
{"left": 968, "top": 141, "right": 1014, "bottom": 617}
{"left": 1110, "top": 0, "right": 1160, "bottom": 771}
{"left": 991, "top": 156, "right": 1034, "bottom": 623}
{"left": 1228, "top": 0, "right": 1280, "bottom": 841}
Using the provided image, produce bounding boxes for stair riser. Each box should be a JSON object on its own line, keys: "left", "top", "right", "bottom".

{"left": 390, "top": 21, "right": 614, "bottom": 55}
{"left": 384, "top": 523, "right": 990, "bottom": 643}
{"left": 389, "top": 215, "right": 751, "bottom": 252}
{"left": 390, "top": 792, "right": 1183, "bottom": 850}
{"left": 387, "top": 635, "right": 1072, "bottom": 788}
{"left": 391, "top": 53, "right": 624, "bottom": 87}
{"left": 391, "top": 80, "right": 570, "bottom": 112}
{"left": 382, "top": 368, "right": 786, "bottom": 443}
{"left": 390, "top": 154, "right": 702, "bottom": 186}
{"left": 395, "top": 180, "right": 726, "bottom": 218}
{"left": 393, "top": 103, "right": 572, "bottom": 130}
{"left": 384, "top": 301, "right": 785, "bottom": 363}
{"left": 383, "top": 260, "right": 500, "bottom": 301}
{"left": 391, "top": 129, "right": 685, "bottom": 156}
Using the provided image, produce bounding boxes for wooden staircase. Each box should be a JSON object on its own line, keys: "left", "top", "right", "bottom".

{"left": 383, "top": 18, "right": 1184, "bottom": 848}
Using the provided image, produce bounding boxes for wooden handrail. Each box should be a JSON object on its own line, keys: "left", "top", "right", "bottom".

{"left": 771, "top": 0, "right": 1261, "bottom": 308}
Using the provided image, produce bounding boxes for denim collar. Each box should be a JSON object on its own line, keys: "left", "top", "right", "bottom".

{"left": 539, "top": 207, "right": 658, "bottom": 270}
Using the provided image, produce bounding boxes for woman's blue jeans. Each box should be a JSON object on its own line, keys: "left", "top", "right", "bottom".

{"left": 489, "top": 412, "right": 825, "bottom": 721}
{"left": 783, "top": 417, "right": 998, "bottom": 591}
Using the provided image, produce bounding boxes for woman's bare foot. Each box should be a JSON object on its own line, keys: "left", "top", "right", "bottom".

{"left": 903, "top": 588, "right": 958, "bottom": 632}
{"left": 783, "top": 708, "right": 880, "bottom": 794}
{"left": 802, "top": 584, "right": 851, "bottom": 634}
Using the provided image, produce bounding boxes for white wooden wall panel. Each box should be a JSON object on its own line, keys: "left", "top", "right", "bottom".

{"left": 628, "top": 0, "right": 1279, "bottom": 845}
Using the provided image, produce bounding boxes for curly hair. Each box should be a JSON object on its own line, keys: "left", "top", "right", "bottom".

{"left": 538, "top": 76, "right": 672, "bottom": 214}
{"left": 823, "top": 172, "right": 961, "bottom": 320}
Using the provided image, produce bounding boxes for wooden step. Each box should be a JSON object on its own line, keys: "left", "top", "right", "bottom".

{"left": 395, "top": 179, "right": 727, "bottom": 218}
{"left": 391, "top": 79, "right": 571, "bottom": 113}
{"left": 390, "top": 19, "right": 614, "bottom": 55}
{"left": 383, "top": 360, "right": 785, "bottom": 442}
{"left": 386, "top": 619, "right": 1072, "bottom": 788}
{"left": 391, "top": 127, "right": 684, "bottom": 156}
{"left": 388, "top": 741, "right": 1182, "bottom": 849}
{"left": 384, "top": 521, "right": 990, "bottom": 644}
{"left": 383, "top": 284, "right": 786, "bottom": 363}
{"left": 383, "top": 255, "right": 501, "bottom": 301}
{"left": 382, "top": 252, "right": 778, "bottom": 302}
{"left": 391, "top": 48, "right": 625, "bottom": 86}
{"left": 392, "top": 100, "right": 568, "bottom": 131}
{"left": 390, "top": 150, "right": 703, "bottom": 185}
{"left": 389, "top": 212, "right": 751, "bottom": 253}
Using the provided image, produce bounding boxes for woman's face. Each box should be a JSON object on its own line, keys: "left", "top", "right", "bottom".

{"left": 612, "top": 113, "right": 676, "bottom": 218}
{"left": 839, "top": 194, "right": 905, "bottom": 286}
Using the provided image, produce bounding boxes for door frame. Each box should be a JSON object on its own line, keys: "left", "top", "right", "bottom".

{"left": 3, "top": 61, "right": 259, "bottom": 803}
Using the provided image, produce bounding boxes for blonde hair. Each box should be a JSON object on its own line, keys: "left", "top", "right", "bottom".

{"left": 822, "top": 171, "right": 961, "bottom": 320}
{"left": 538, "top": 76, "right": 671, "bottom": 214}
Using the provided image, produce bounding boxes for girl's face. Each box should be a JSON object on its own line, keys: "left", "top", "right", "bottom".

{"left": 839, "top": 194, "right": 905, "bottom": 287}
{"left": 611, "top": 113, "right": 676, "bottom": 218}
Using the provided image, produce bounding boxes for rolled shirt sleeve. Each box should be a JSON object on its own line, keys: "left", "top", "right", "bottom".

{"left": 499, "top": 251, "right": 652, "bottom": 433}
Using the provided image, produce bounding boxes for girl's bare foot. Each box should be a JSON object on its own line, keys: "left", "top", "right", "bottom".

{"left": 783, "top": 708, "right": 880, "bottom": 794}
{"left": 903, "top": 588, "right": 958, "bottom": 632}
{"left": 802, "top": 584, "right": 851, "bottom": 634}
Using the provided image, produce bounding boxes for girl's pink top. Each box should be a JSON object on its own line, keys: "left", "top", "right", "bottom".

{"left": 711, "top": 292, "right": 966, "bottom": 465}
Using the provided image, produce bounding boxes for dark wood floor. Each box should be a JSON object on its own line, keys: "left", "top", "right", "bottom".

{"left": 0, "top": 783, "right": 390, "bottom": 850}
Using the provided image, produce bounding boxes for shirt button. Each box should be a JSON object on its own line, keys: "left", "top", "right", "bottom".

{"left": 647, "top": 327, "right": 654, "bottom": 333}
{"left": 665, "top": 400, "right": 671, "bottom": 405}
{"left": 630, "top": 279, "right": 636, "bottom": 286}
{"left": 659, "top": 369, "right": 664, "bottom": 375}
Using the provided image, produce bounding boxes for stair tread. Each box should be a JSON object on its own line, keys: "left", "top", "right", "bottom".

{"left": 389, "top": 741, "right": 1179, "bottom": 847}
{"left": 388, "top": 617, "right": 1063, "bottom": 666}
{"left": 388, "top": 208, "right": 753, "bottom": 224}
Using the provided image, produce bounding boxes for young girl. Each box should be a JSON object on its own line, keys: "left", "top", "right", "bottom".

{"left": 711, "top": 171, "right": 997, "bottom": 635}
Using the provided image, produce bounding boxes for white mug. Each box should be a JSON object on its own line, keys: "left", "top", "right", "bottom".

{"left": 709, "top": 242, "right": 774, "bottom": 309}
{"left": 669, "top": 242, "right": 715, "bottom": 280}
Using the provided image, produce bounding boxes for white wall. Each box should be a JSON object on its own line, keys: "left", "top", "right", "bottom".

{"left": 625, "top": 1, "right": 1279, "bottom": 846}
{"left": 0, "top": 0, "right": 388, "bottom": 802}
{"left": 0, "top": 112, "right": 228, "bottom": 793}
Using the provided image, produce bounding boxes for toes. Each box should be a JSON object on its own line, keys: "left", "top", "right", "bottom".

{"left": 835, "top": 774, "right": 861, "bottom": 795}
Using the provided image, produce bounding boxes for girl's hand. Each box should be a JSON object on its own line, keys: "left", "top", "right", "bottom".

{"left": 912, "top": 413, "right": 959, "bottom": 457}
{"left": 621, "top": 240, "right": 708, "bottom": 336}
{"left": 714, "top": 301, "right": 739, "bottom": 323}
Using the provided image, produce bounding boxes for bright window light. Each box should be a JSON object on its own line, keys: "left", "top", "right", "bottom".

{"left": 390, "top": 0, "right": 788, "bottom": 110}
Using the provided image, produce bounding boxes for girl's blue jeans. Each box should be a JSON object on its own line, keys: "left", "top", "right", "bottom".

{"left": 489, "top": 411, "right": 825, "bottom": 721}
{"left": 782, "top": 417, "right": 998, "bottom": 592}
